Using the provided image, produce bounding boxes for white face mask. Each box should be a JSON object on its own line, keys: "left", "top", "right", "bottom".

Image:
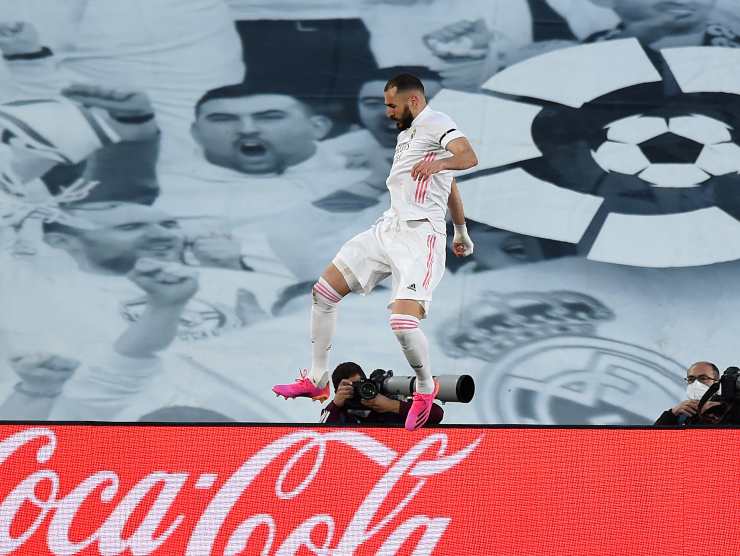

{"left": 686, "top": 380, "right": 711, "bottom": 401}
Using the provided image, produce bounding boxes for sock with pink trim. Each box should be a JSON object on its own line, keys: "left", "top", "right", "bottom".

{"left": 309, "top": 277, "right": 343, "bottom": 388}
{"left": 389, "top": 313, "right": 434, "bottom": 394}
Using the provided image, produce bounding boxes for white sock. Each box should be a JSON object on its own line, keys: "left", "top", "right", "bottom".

{"left": 389, "top": 314, "right": 434, "bottom": 394}
{"left": 309, "top": 278, "right": 342, "bottom": 388}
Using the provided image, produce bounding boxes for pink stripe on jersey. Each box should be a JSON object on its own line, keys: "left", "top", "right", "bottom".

{"left": 422, "top": 234, "right": 437, "bottom": 289}
{"left": 419, "top": 175, "right": 431, "bottom": 204}
{"left": 414, "top": 153, "right": 435, "bottom": 204}
{"left": 420, "top": 153, "right": 437, "bottom": 204}
{"left": 413, "top": 153, "right": 430, "bottom": 204}
{"left": 313, "top": 282, "right": 341, "bottom": 303}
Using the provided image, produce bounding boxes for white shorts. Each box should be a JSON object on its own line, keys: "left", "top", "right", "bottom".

{"left": 333, "top": 217, "right": 446, "bottom": 317}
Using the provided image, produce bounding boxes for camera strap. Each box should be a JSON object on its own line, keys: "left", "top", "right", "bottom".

{"left": 697, "top": 382, "right": 721, "bottom": 415}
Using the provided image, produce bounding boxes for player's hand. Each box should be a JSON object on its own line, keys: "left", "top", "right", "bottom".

{"left": 9, "top": 352, "right": 79, "bottom": 397}
{"left": 333, "top": 379, "right": 355, "bottom": 408}
{"left": 670, "top": 399, "right": 699, "bottom": 418}
{"left": 0, "top": 22, "right": 41, "bottom": 57}
{"left": 452, "top": 224, "right": 474, "bottom": 257}
{"left": 190, "top": 233, "right": 243, "bottom": 270}
{"left": 361, "top": 394, "right": 400, "bottom": 414}
{"left": 128, "top": 258, "right": 199, "bottom": 307}
{"left": 61, "top": 83, "right": 158, "bottom": 141}
{"left": 411, "top": 158, "right": 447, "bottom": 181}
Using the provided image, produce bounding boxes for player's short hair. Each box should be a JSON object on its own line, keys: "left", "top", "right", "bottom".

{"left": 332, "top": 361, "right": 366, "bottom": 390}
{"left": 194, "top": 82, "right": 319, "bottom": 118}
{"left": 384, "top": 73, "right": 426, "bottom": 96}
{"left": 365, "top": 66, "right": 441, "bottom": 88}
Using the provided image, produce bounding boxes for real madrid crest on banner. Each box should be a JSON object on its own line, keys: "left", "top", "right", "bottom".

{"left": 438, "top": 290, "right": 686, "bottom": 425}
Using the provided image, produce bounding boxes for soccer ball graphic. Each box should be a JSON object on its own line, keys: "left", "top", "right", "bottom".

{"left": 591, "top": 114, "right": 740, "bottom": 188}
{"left": 432, "top": 38, "right": 740, "bottom": 267}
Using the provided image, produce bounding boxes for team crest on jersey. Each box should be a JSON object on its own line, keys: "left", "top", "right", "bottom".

{"left": 394, "top": 139, "right": 412, "bottom": 160}
{"left": 120, "top": 296, "right": 246, "bottom": 342}
{"left": 394, "top": 127, "right": 417, "bottom": 161}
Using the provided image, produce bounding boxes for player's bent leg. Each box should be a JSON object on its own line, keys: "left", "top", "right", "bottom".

{"left": 389, "top": 300, "right": 439, "bottom": 431}
{"left": 321, "top": 263, "right": 352, "bottom": 298}
{"left": 272, "top": 264, "right": 351, "bottom": 402}
{"left": 309, "top": 265, "right": 349, "bottom": 386}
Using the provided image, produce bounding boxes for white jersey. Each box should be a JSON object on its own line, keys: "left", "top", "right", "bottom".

{"left": 384, "top": 106, "right": 466, "bottom": 232}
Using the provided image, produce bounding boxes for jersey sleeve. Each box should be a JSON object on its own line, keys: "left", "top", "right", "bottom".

{"left": 432, "top": 113, "right": 466, "bottom": 150}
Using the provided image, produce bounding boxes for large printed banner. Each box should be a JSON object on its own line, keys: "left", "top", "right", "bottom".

{"left": 0, "top": 424, "right": 739, "bottom": 555}
{"left": 3, "top": 1, "right": 740, "bottom": 425}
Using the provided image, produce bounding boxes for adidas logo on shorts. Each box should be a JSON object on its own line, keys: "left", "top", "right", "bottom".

{"left": 406, "top": 283, "right": 417, "bottom": 292}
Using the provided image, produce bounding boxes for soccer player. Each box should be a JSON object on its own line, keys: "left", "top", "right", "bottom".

{"left": 273, "top": 73, "right": 478, "bottom": 431}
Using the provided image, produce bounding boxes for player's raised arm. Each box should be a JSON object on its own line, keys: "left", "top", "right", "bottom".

{"left": 411, "top": 136, "right": 478, "bottom": 180}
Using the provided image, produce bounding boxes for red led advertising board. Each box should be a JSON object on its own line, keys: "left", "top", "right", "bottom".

{"left": 0, "top": 425, "right": 738, "bottom": 555}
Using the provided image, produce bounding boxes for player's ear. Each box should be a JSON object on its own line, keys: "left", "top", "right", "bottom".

{"left": 309, "top": 114, "right": 333, "bottom": 141}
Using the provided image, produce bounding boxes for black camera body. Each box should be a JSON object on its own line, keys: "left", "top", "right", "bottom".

{"left": 346, "top": 369, "right": 393, "bottom": 410}
{"left": 717, "top": 366, "right": 740, "bottom": 403}
{"left": 343, "top": 369, "right": 476, "bottom": 410}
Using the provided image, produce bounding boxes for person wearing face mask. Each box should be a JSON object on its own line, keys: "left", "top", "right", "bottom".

{"left": 654, "top": 361, "right": 720, "bottom": 425}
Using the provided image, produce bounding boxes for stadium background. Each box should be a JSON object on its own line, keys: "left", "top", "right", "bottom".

{"left": 1, "top": 0, "right": 740, "bottom": 426}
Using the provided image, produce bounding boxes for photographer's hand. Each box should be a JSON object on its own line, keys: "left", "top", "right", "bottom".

{"left": 671, "top": 399, "right": 698, "bottom": 418}
{"left": 361, "top": 394, "right": 401, "bottom": 414}
{"left": 333, "top": 379, "right": 354, "bottom": 408}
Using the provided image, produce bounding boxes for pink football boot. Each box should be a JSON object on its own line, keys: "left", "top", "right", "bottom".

{"left": 272, "top": 370, "right": 330, "bottom": 402}
{"left": 405, "top": 379, "right": 440, "bottom": 431}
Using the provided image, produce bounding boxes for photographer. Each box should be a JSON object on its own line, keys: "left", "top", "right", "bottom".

{"left": 655, "top": 361, "right": 739, "bottom": 425}
{"left": 320, "top": 362, "right": 444, "bottom": 426}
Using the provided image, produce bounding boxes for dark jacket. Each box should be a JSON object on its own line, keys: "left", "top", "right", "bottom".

{"left": 654, "top": 410, "right": 681, "bottom": 426}
{"left": 654, "top": 402, "right": 740, "bottom": 426}
{"left": 321, "top": 399, "right": 444, "bottom": 426}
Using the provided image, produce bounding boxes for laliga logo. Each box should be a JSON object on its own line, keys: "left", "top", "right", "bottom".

{"left": 0, "top": 428, "right": 481, "bottom": 555}
{"left": 434, "top": 39, "right": 740, "bottom": 268}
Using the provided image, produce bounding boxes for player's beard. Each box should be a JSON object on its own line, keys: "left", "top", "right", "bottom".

{"left": 395, "top": 106, "right": 414, "bottom": 131}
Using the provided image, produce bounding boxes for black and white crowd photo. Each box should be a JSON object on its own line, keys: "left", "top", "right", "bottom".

{"left": 3, "top": 0, "right": 740, "bottom": 427}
